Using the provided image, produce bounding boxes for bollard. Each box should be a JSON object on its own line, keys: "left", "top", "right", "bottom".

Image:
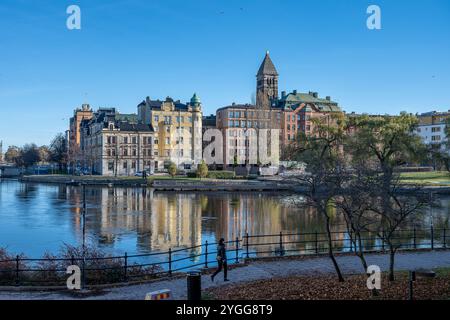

{"left": 408, "top": 271, "right": 415, "bottom": 300}
{"left": 187, "top": 271, "right": 202, "bottom": 301}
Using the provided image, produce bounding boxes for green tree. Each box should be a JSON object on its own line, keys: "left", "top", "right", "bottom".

{"left": 196, "top": 160, "right": 208, "bottom": 179}
{"left": 292, "top": 112, "right": 348, "bottom": 282}
{"left": 38, "top": 146, "right": 51, "bottom": 163}
{"left": 21, "top": 144, "right": 40, "bottom": 168}
{"left": 348, "top": 113, "right": 429, "bottom": 281}
{"left": 168, "top": 162, "right": 177, "bottom": 178}
{"left": 49, "top": 133, "right": 68, "bottom": 172}
{"left": 5, "top": 146, "right": 23, "bottom": 167}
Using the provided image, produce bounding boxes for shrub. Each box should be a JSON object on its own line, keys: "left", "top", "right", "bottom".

{"left": 0, "top": 248, "right": 27, "bottom": 285}
{"left": 168, "top": 162, "right": 177, "bottom": 178}
{"left": 187, "top": 172, "right": 197, "bottom": 178}
{"left": 207, "top": 171, "right": 236, "bottom": 179}
{"left": 196, "top": 161, "right": 208, "bottom": 179}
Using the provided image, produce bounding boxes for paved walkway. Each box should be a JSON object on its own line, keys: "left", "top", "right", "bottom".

{"left": 1, "top": 250, "right": 450, "bottom": 300}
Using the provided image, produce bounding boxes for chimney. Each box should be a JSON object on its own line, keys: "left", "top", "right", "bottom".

{"left": 313, "top": 92, "right": 318, "bottom": 98}
{"left": 326, "top": 96, "right": 331, "bottom": 101}
{"left": 293, "top": 90, "right": 297, "bottom": 95}
{"left": 281, "top": 91, "right": 286, "bottom": 98}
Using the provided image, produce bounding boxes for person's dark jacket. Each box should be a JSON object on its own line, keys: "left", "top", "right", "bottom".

{"left": 217, "top": 243, "right": 227, "bottom": 261}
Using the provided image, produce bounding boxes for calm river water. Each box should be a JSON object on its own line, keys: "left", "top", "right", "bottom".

{"left": 0, "top": 179, "right": 449, "bottom": 262}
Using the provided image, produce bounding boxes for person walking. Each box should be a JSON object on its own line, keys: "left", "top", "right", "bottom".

{"left": 211, "top": 238, "right": 229, "bottom": 282}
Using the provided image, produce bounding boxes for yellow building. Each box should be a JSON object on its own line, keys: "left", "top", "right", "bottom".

{"left": 137, "top": 94, "right": 203, "bottom": 170}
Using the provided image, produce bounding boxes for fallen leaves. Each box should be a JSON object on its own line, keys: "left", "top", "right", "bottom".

{"left": 206, "top": 273, "right": 450, "bottom": 300}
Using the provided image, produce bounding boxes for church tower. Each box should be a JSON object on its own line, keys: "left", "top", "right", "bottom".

{"left": 256, "top": 51, "right": 279, "bottom": 109}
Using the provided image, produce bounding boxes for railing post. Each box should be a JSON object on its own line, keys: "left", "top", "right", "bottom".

{"left": 431, "top": 226, "right": 434, "bottom": 250}
{"left": 15, "top": 255, "right": 19, "bottom": 287}
{"left": 413, "top": 228, "right": 417, "bottom": 249}
{"left": 279, "top": 232, "right": 284, "bottom": 256}
{"left": 444, "top": 228, "right": 447, "bottom": 249}
{"left": 315, "top": 232, "right": 319, "bottom": 254}
{"left": 245, "top": 233, "right": 250, "bottom": 258}
{"left": 235, "top": 237, "right": 239, "bottom": 263}
{"left": 204, "top": 241, "right": 208, "bottom": 268}
{"left": 168, "top": 248, "right": 172, "bottom": 276}
{"left": 124, "top": 252, "right": 128, "bottom": 282}
{"left": 349, "top": 231, "right": 353, "bottom": 252}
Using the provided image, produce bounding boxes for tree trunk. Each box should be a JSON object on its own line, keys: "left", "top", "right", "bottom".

{"left": 325, "top": 214, "right": 345, "bottom": 282}
{"left": 356, "top": 233, "right": 369, "bottom": 271}
{"left": 389, "top": 247, "right": 396, "bottom": 281}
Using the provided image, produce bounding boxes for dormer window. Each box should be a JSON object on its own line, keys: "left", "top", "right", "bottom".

{"left": 109, "top": 124, "right": 114, "bottom": 130}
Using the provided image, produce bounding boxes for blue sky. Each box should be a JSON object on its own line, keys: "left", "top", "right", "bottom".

{"left": 0, "top": 0, "right": 449, "bottom": 148}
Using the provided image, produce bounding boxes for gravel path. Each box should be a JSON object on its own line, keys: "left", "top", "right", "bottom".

{"left": 1, "top": 250, "right": 450, "bottom": 300}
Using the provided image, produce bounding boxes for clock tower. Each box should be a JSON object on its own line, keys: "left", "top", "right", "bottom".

{"left": 256, "top": 51, "right": 279, "bottom": 110}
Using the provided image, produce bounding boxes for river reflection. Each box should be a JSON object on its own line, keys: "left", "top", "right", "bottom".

{"left": 0, "top": 180, "right": 449, "bottom": 259}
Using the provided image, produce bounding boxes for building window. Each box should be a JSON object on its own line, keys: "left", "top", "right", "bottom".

{"left": 432, "top": 127, "right": 441, "bottom": 133}
{"left": 229, "top": 112, "right": 233, "bottom": 118}
{"left": 123, "top": 161, "right": 128, "bottom": 169}
{"left": 164, "top": 116, "right": 171, "bottom": 124}
{"left": 108, "top": 162, "right": 114, "bottom": 171}
{"left": 132, "top": 137, "right": 137, "bottom": 144}
{"left": 432, "top": 135, "right": 441, "bottom": 141}
{"left": 124, "top": 137, "right": 128, "bottom": 144}
{"left": 154, "top": 115, "right": 159, "bottom": 122}
{"left": 107, "top": 149, "right": 111, "bottom": 156}
{"left": 166, "top": 137, "right": 170, "bottom": 144}
{"left": 132, "top": 149, "right": 137, "bottom": 156}
{"left": 154, "top": 139, "right": 158, "bottom": 145}
{"left": 123, "top": 148, "right": 128, "bottom": 156}
{"left": 131, "top": 161, "right": 136, "bottom": 169}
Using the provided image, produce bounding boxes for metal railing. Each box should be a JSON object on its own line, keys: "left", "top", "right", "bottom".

{"left": 0, "top": 226, "right": 447, "bottom": 287}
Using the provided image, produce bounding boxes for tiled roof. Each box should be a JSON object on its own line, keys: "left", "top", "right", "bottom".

{"left": 280, "top": 92, "right": 342, "bottom": 112}
{"left": 117, "top": 122, "right": 154, "bottom": 132}
{"left": 138, "top": 97, "right": 189, "bottom": 111}
{"left": 257, "top": 52, "right": 278, "bottom": 76}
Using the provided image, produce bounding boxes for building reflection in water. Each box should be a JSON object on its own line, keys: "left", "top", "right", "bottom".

{"left": 6, "top": 181, "right": 449, "bottom": 257}
{"left": 63, "top": 186, "right": 350, "bottom": 255}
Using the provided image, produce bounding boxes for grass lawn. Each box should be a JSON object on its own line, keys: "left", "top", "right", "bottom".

{"left": 206, "top": 269, "right": 450, "bottom": 300}
{"left": 400, "top": 171, "right": 450, "bottom": 186}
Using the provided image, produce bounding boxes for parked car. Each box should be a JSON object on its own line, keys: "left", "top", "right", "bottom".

{"left": 135, "top": 170, "right": 154, "bottom": 177}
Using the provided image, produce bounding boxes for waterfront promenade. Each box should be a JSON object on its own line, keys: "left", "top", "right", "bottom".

{"left": 1, "top": 250, "right": 450, "bottom": 300}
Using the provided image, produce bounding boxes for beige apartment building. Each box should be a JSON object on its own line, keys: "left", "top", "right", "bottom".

{"left": 80, "top": 109, "right": 156, "bottom": 176}
{"left": 137, "top": 94, "right": 203, "bottom": 170}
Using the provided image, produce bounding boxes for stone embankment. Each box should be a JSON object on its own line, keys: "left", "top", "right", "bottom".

{"left": 19, "top": 175, "right": 294, "bottom": 191}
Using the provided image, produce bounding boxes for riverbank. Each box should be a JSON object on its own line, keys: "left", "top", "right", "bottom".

{"left": 19, "top": 175, "right": 293, "bottom": 191}
{"left": 1, "top": 250, "right": 450, "bottom": 300}
{"left": 17, "top": 173, "right": 450, "bottom": 193}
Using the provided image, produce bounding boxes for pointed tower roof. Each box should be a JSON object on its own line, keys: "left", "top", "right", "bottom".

{"left": 257, "top": 51, "right": 278, "bottom": 76}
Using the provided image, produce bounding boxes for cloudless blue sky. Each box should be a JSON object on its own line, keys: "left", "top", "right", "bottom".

{"left": 0, "top": 0, "right": 449, "bottom": 148}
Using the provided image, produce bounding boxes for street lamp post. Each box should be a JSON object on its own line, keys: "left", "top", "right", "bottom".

{"left": 81, "top": 183, "right": 87, "bottom": 289}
